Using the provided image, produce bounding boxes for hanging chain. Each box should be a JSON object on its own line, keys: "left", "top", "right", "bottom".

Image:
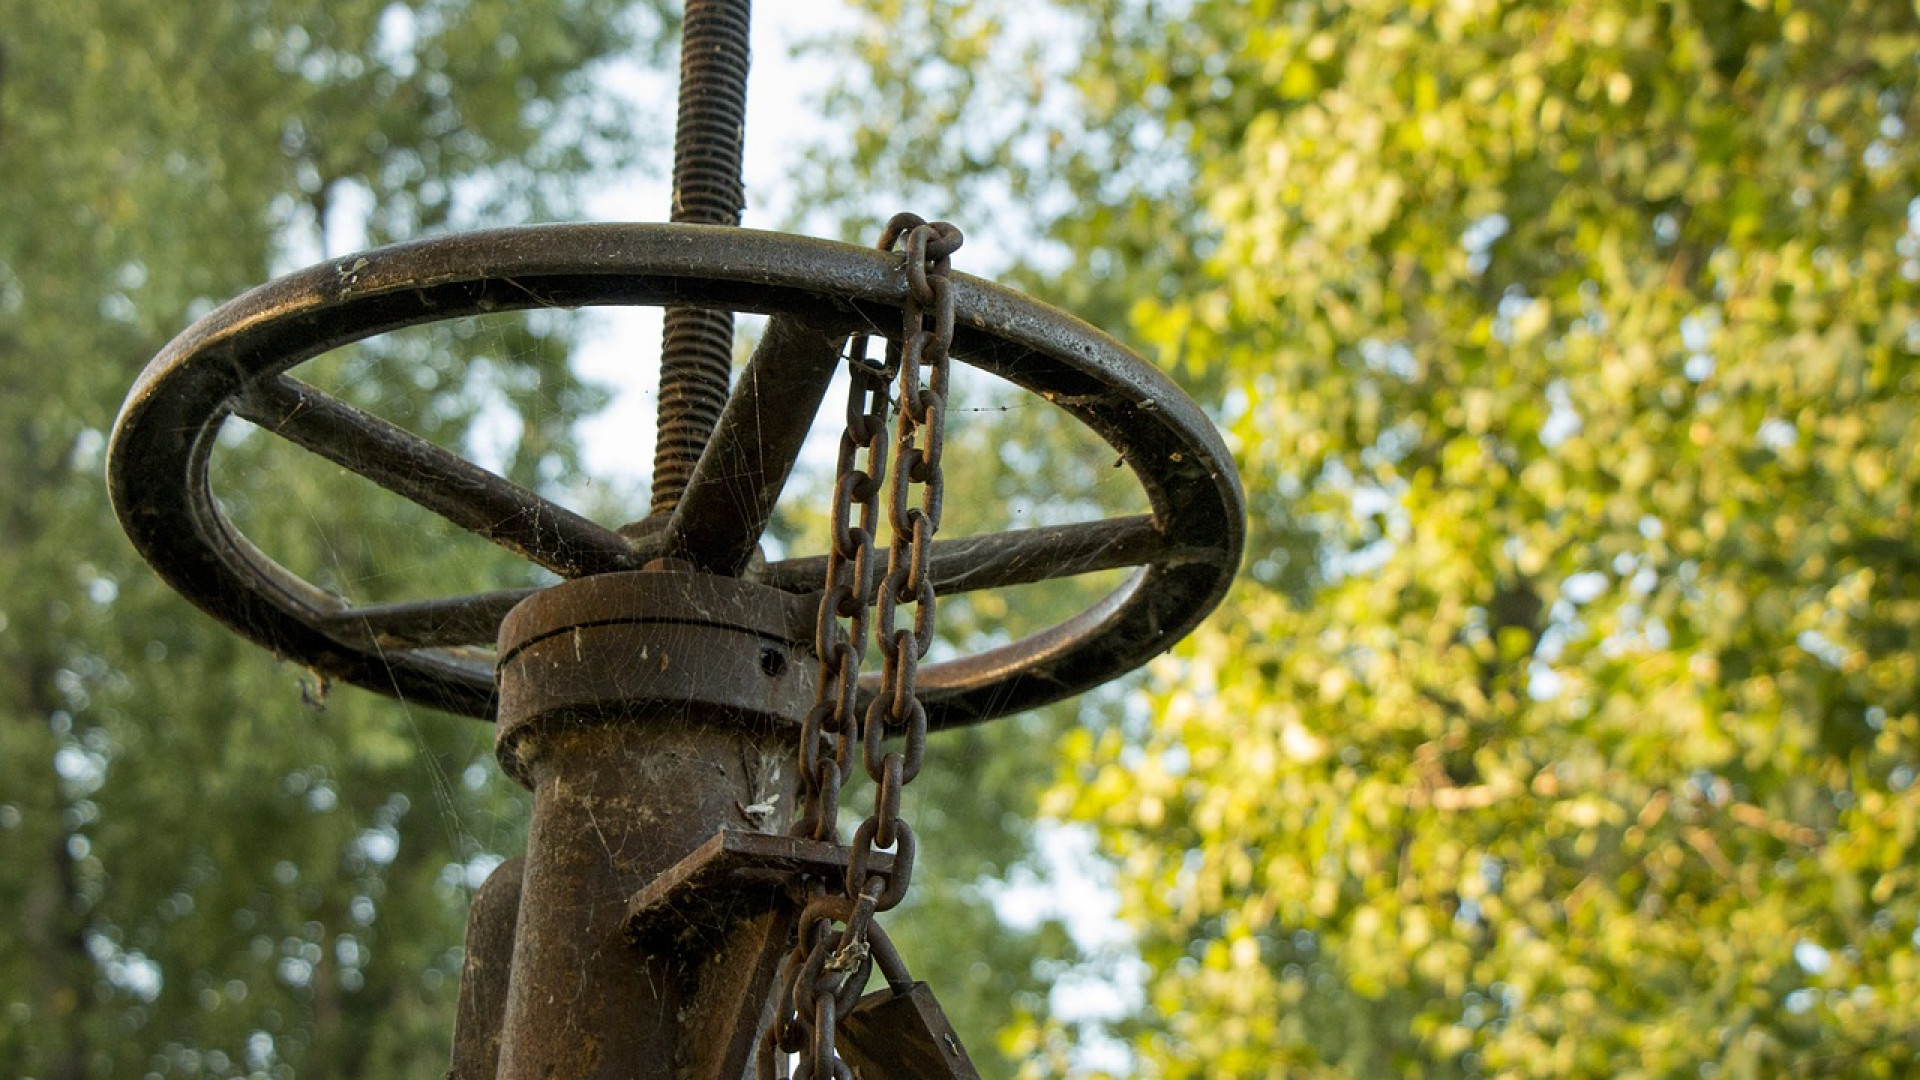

{"left": 764, "top": 213, "right": 962, "bottom": 1080}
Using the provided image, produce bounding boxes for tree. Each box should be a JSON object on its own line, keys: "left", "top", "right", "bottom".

{"left": 0, "top": 2, "right": 668, "bottom": 1076}
{"left": 808, "top": 1, "right": 1920, "bottom": 1077}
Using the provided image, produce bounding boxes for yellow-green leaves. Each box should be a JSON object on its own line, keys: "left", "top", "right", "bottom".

{"left": 814, "top": 0, "right": 1920, "bottom": 1075}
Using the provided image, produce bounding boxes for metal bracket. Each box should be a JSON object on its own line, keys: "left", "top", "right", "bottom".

{"left": 841, "top": 981, "right": 983, "bottom": 1080}
{"left": 625, "top": 829, "right": 895, "bottom": 947}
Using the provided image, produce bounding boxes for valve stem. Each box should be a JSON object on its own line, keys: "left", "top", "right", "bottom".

{"left": 650, "top": 0, "right": 752, "bottom": 516}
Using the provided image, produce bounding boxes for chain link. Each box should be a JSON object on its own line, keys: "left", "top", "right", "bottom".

{"left": 764, "top": 213, "right": 961, "bottom": 1080}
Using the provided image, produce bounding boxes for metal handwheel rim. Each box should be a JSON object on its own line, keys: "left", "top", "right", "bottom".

{"left": 108, "top": 223, "right": 1245, "bottom": 727}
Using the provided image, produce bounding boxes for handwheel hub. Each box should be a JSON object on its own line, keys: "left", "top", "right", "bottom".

{"left": 493, "top": 572, "right": 818, "bottom": 786}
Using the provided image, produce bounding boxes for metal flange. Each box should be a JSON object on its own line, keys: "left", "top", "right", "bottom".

{"left": 493, "top": 571, "right": 817, "bottom": 785}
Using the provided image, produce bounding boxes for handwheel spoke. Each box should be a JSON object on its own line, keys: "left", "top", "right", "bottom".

{"left": 235, "top": 375, "right": 644, "bottom": 578}
{"left": 759, "top": 515, "right": 1197, "bottom": 596}
{"left": 314, "top": 590, "right": 538, "bottom": 650}
{"left": 664, "top": 315, "right": 845, "bottom": 575}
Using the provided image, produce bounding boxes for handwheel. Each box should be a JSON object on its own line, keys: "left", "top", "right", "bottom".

{"left": 108, "top": 224, "right": 1245, "bottom": 726}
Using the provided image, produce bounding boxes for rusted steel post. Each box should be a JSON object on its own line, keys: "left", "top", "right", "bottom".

{"left": 488, "top": 572, "right": 813, "bottom": 1080}
{"left": 449, "top": 856, "right": 523, "bottom": 1080}
{"left": 650, "top": 0, "right": 753, "bottom": 515}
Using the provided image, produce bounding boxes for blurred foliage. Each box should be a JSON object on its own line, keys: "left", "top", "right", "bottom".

{"left": 0, "top": 1, "right": 668, "bottom": 1077}
{"left": 808, "top": 0, "right": 1920, "bottom": 1077}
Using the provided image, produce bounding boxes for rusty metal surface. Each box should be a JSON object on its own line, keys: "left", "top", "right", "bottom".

{"left": 106, "top": 223, "right": 1245, "bottom": 726}
{"left": 317, "top": 515, "right": 1190, "bottom": 654}
{"left": 494, "top": 714, "right": 797, "bottom": 1080}
{"left": 313, "top": 588, "right": 541, "bottom": 650}
{"left": 624, "top": 830, "right": 891, "bottom": 947}
{"left": 237, "top": 374, "right": 642, "bottom": 578}
{"left": 757, "top": 514, "right": 1181, "bottom": 594}
{"left": 449, "top": 855, "right": 523, "bottom": 1080}
{"left": 654, "top": 304, "right": 739, "bottom": 514}
{"left": 839, "top": 982, "right": 982, "bottom": 1080}
{"left": 488, "top": 572, "right": 809, "bottom": 1080}
{"left": 666, "top": 315, "right": 846, "bottom": 575}
{"left": 650, "top": 0, "right": 753, "bottom": 514}
{"left": 494, "top": 572, "right": 817, "bottom": 786}
{"left": 437, "top": 567, "right": 823, "bottom": 1080}
{"left": 683, "top": 906, "right": 795, "bottom": 1080}
{"left": 769, "top": 215, "right": 957, "bottom": 1079}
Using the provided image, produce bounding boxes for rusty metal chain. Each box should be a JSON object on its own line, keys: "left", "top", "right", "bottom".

{"left": 764, "top": 213, "right": 962, "bottom": 1080}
